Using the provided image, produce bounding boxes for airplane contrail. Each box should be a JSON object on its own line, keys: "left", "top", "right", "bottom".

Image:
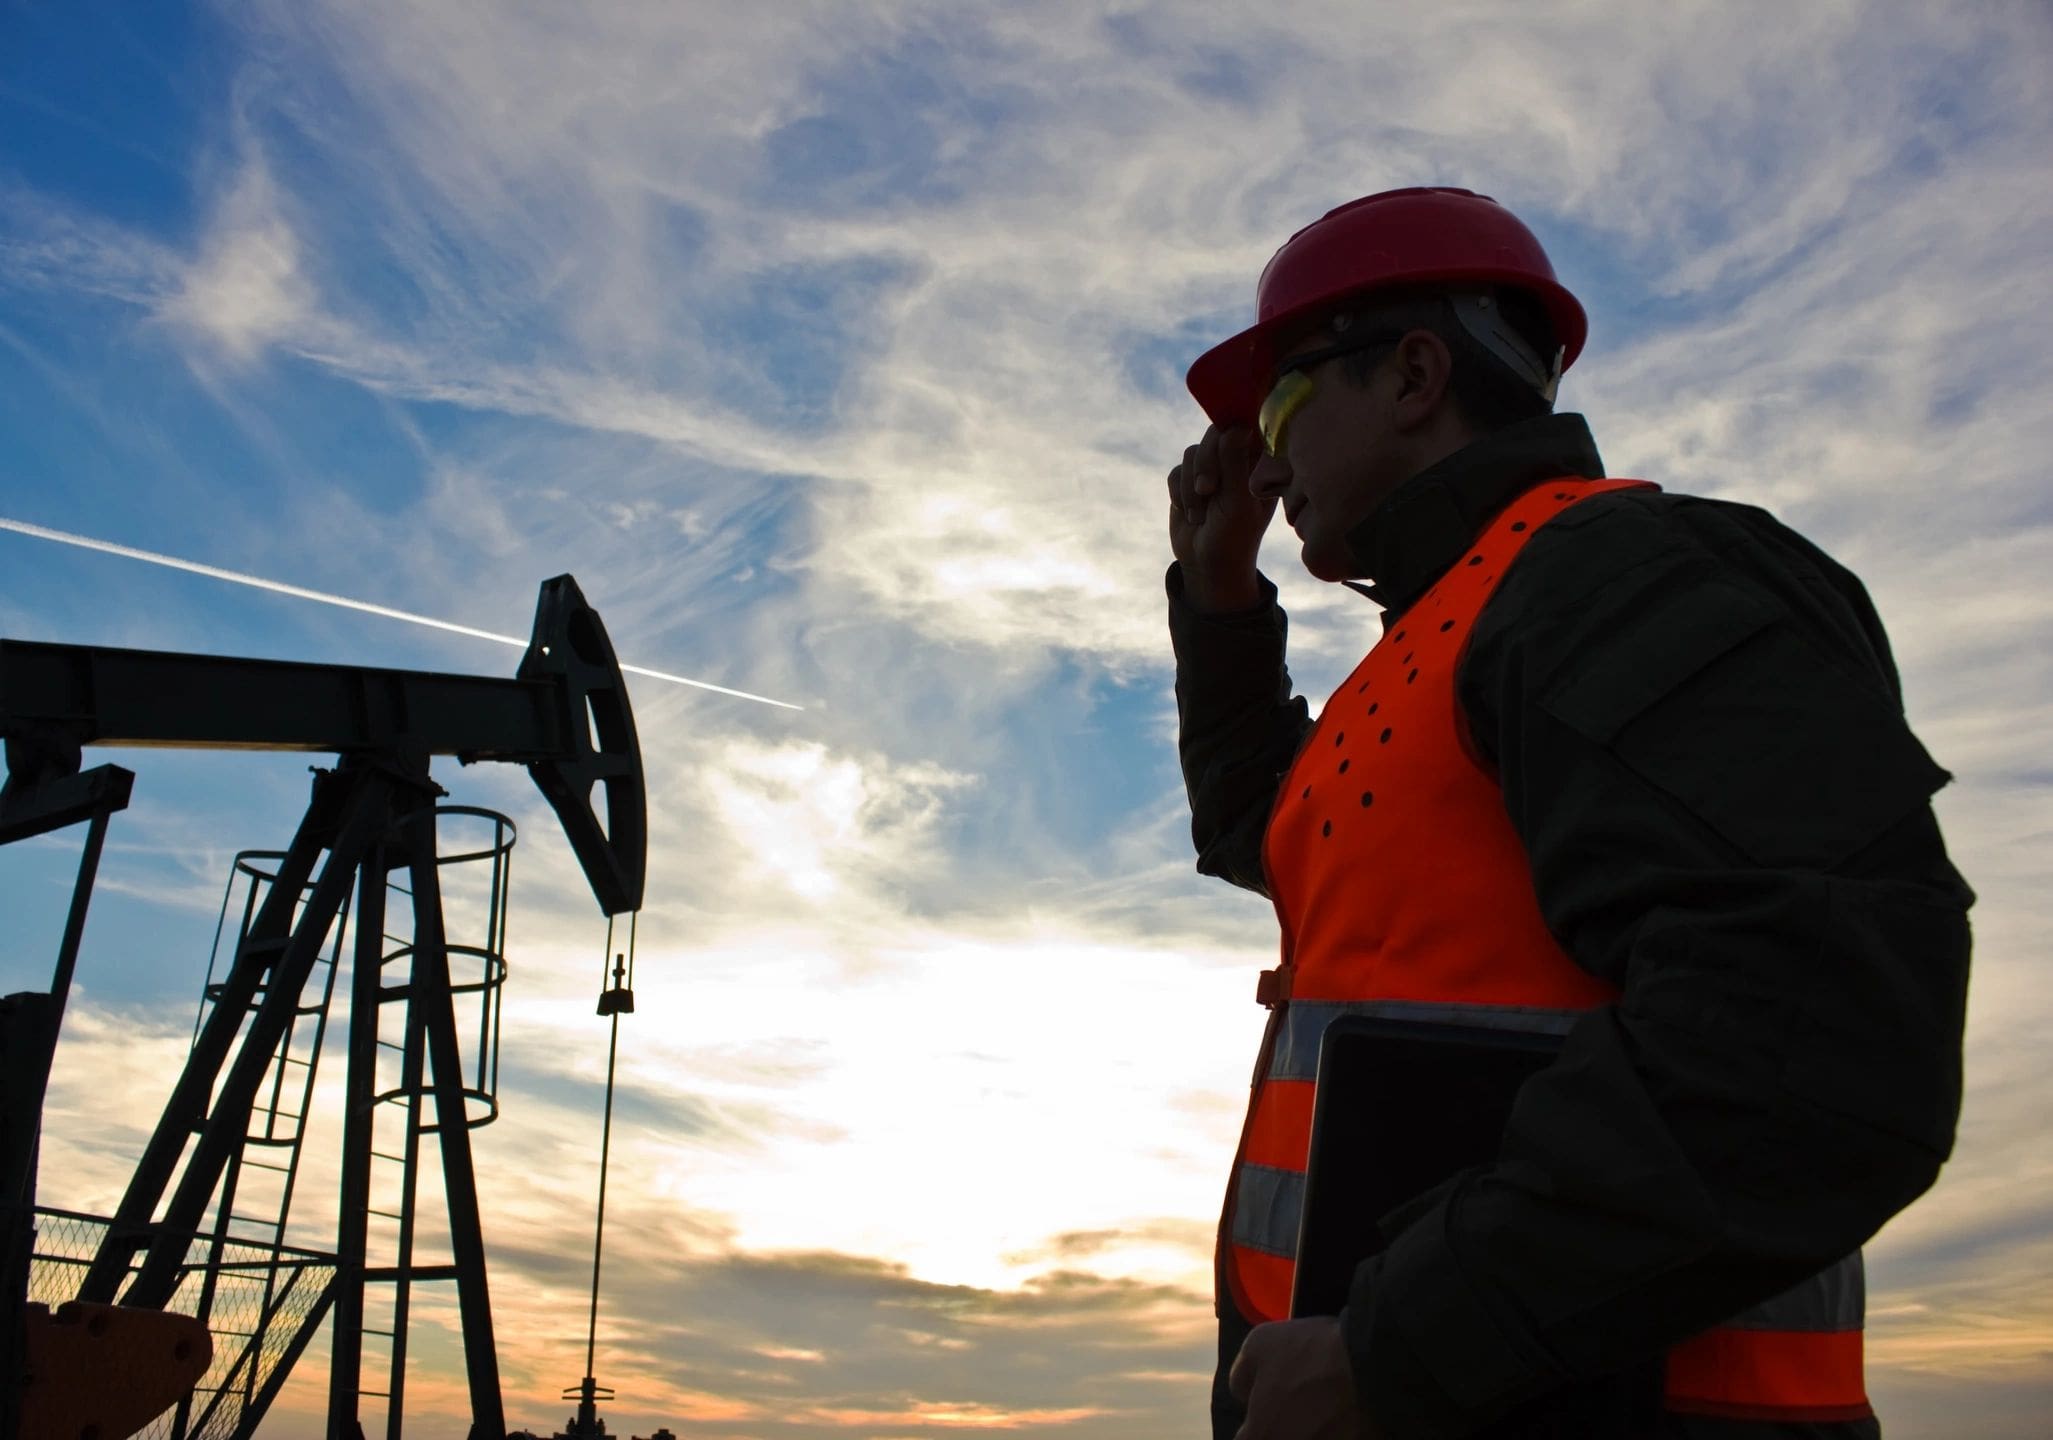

{"left": 0, "top": 514, "right": 803, "bottom": 711}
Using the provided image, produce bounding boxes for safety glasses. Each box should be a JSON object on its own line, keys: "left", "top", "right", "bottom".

{"left": 1256, "top": 334, "right": 1404, "bottom": 457}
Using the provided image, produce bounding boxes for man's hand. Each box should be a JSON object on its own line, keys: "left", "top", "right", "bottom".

{"left": 1168, "top": 422, "right": 1273, "bottom": 613}
{"left": 1228, "top": 1316, "right": 1384, "bottom": 1440}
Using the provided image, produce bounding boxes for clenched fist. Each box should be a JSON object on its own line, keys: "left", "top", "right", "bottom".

{"left": 1168, "top": 423, "right": 1274, "bottom": 613}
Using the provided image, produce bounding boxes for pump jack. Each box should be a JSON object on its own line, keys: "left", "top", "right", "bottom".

{"left": 1, "top": 575, "right": 645, "bottom": 1440}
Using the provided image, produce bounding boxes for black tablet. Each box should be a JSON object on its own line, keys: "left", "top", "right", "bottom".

{"left": 1289, "top": 1011, "right": 1667, "bottom": 1437}
{"left": 1289, "top": 1010, "right": 1565, "bottom": 1319}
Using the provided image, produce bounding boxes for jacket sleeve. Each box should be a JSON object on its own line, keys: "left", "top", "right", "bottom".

{"left": 1167, "top": 562, "right": 1314, "bottom": 896}
{"left": 1338, "top": 493, "right": 1976, "bottom": 1438}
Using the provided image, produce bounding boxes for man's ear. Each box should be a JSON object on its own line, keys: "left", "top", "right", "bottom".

{"left": 1390, "top": 330, "right": 1455, "bottom": 420}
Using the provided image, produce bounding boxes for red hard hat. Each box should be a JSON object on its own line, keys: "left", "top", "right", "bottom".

{"left": 1185, "top": 187, "right": 1588, "bottom": 426}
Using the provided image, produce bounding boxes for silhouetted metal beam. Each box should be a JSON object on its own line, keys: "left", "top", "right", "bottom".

{"left": 0, "top": 642, "right": 564, "bottom": 761}
{"left": 2, "top": 574, "right": 646, "bottom": 915}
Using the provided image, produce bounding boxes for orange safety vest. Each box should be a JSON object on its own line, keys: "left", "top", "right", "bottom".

{"left": 1222, "top": 475, "right": 1871, "bottom": 1425}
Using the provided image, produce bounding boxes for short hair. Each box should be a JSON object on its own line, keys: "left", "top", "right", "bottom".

{"left": 1330, "top": 286, "right": 1560, "bottom": 432}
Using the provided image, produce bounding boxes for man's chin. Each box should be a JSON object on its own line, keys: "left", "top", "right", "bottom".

{"left": 1300, "top": 539, "right": 1357, "bottom": 584}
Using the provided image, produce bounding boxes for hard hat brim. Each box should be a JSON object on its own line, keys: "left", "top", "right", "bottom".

{"left": 1186, "top": 322, "right": 1278, "bottom": 431}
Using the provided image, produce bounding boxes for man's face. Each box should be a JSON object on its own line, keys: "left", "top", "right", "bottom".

{"left": 1248, "top": 332, "right": 1407, "bottom": 583}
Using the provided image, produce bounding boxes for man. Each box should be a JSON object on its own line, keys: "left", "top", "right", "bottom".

{"left": 1165, "top": 188, "right": 1973, "bottom": 1439}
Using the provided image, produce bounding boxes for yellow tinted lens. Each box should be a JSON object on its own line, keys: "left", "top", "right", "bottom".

{"left": 1258, "top": 371, "right": 1314, "bottom": 456}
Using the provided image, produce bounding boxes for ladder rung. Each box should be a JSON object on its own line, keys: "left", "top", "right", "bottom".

{"left": 377, "top": 1040, "right": 404, "bottom": 1051}
{"left": 230, "top": 1217, "right": 282, "bottom": 1229}
{"left": 359, "top": 1389, "right": 391, "bottom": 1398}
{"left": 372, "top": 1150, "right": 405, "bottom": 1162}
{"left": 280, "top": 1054, "right": 314, "bottom": 1066}
{"left": 240, "top": 1158, "right": 290, "bottom": 1172}
{"left": 368, "top": 1208, "right": 405, "bottom": 1220}
{"left": 363, "top": 1327, "right": 395, "bottom": 1338}
{"left": 365, "top": 1263, "right": 456, "bottom": 1282}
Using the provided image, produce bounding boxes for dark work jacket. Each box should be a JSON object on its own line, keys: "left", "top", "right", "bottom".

{"left": 1167, "top": 413, "right": 1974, "bottom": 1440}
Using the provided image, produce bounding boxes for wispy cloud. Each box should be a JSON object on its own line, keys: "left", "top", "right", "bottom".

{"left": 156, "top": 147, "right": 309, "bottom": 361}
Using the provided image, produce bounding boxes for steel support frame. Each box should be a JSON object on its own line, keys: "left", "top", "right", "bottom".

{"left": 328, "top": 830, "right": 389, "bottom": 1440}
{"left": 69, "top": 757, "right": 507, "bottom": 1440}
{"left": 404, "top": 810, "right": 506, "bottom": 1435}
{"left": 327, "top": 782, "right": 505, "bottom": 1440}
{"left": 79, "top": 764, "right": 389, "bottom": 1309}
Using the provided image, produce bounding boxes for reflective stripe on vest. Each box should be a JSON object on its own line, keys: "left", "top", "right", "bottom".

{"left": 1219, "top": 475, "right": 1871, "bottom": 1424}
{"left": 1665, "top": 1251, "right": 1870, "bottom": 1422}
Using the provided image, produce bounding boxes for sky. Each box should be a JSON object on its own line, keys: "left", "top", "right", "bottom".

{"left": 2, "top": 1, "right": 2049, "bottom": 1436}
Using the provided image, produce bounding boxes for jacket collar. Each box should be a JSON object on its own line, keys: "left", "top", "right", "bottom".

{"left": 1342, "top": 412, "right": 1606, "bottom": 615}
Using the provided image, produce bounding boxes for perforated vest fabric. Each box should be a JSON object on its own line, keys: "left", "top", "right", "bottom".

{"left": 1225, "top": 476, "right": 1871, "bottom": 1425}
